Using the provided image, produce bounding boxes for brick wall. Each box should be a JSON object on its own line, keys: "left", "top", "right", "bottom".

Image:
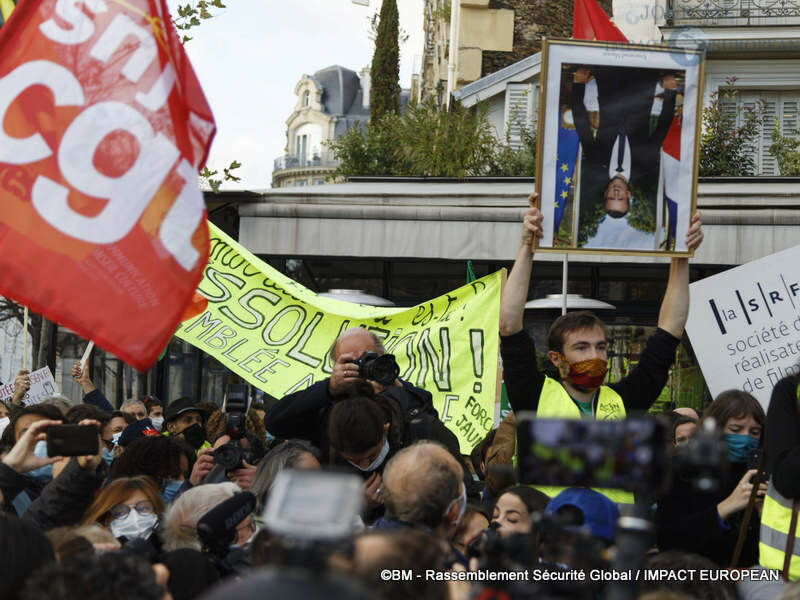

{"left": 481, "top": 0, "right": 615, "bottom": 76}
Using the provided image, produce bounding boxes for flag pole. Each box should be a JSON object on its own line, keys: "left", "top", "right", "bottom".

{"left": 22, "top": 306, "right": 28, "bottom": 371}
{"left": 562, "top": 254, "right": 569, "bottom": 316}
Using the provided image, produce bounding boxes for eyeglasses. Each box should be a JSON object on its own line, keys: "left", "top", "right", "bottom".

{"left": 109, "top": 501, "right": 155, "bottom": 520}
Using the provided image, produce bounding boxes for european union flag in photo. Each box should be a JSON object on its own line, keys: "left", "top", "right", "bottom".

{"left": 554, "top": 112, "right": 580, "bottom": 234}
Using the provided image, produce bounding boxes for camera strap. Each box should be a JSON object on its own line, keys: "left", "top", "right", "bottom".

{"left": 730, "top": 450, "right": 766, "bottom": 568}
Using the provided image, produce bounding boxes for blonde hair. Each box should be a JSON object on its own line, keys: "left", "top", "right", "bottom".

{"left": 161, "top": 482, "right": 239, "bottom": 551}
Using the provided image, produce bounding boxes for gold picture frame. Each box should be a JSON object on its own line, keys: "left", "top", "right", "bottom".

{"left": 534, "top": 38, "right": 706, "bottom": 258}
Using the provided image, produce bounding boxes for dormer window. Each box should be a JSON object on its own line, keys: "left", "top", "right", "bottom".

{"left": 302, "top": 90, "right": 310, "bottom": 107}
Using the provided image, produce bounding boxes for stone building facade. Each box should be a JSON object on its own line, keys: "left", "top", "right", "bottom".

{"left": 481, "top": 0, "right": 614, "bottom": 74}
{"left": 419, "top": 0, "right": 614, "bottom": 103}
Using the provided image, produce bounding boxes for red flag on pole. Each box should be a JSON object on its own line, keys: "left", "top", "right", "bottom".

{"left": 573, "top": 0, "right": 628, "bottom": 42}
{"left": 0, "top": 0, "right": 215, "bottom": 371}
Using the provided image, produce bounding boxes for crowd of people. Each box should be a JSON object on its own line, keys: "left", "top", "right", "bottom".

{"left": 1, "top": 197, "right": 799, "bottom": 600}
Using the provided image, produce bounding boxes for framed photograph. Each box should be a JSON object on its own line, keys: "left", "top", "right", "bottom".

{"left": 534, "top": 39, "right": 705, "bottom": 256}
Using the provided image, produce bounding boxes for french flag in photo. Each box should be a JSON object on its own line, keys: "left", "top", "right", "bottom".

{"left": 662, "top": 117, "right": 682, "bottom": 250}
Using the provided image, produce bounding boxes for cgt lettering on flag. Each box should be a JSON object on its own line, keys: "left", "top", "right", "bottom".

{"left": 0, "top": 0, "right": 215, "bottom": 371}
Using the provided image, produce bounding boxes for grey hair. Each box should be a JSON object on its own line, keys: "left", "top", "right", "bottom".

{"left": 250, "top": 439, "right": 321, "bottom": 508}
{"left": 161, "top": 482, "right": 239, "bottom": 551}
{"left": 41, "top": 395, "right": 72, "bottom": 416}
{"left": 381, "top": 441, "right": 461, "bottom": 530}
{"left": 328, "top": 328, "right": 386, "bottom": 361}
{"left": 121, "top": 398, "right": 146, "bottom": 411}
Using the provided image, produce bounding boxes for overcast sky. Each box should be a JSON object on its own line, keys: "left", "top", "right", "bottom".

{"left": 167, "top": 0, "right": 424, "bottom": 190}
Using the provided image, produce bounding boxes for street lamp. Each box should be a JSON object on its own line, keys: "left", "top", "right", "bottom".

{"left": 524, "top": 294, "right": 615, "bottom": 311}
{"left": 319, "top": 289, "right": 396, "bottom": 307}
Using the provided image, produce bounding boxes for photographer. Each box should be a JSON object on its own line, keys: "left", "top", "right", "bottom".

{"left": 265, "top": 327, "right": 437, "bottom": 463}
{"left": 760, "top": 373, "right": 800, "bottom": 580}
{"left": 656, "top": 390, "right": 766, "bottom": 567}
{"left": 328, "top": 384, "right": 477, "bottom": 519}
{"left": 163, "top": 397, "right": 210, "bottom": 452}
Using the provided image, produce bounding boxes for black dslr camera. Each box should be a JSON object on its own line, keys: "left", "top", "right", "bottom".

{"left": 349, "top": 351, "right": 400, "bottom": 386}
{"left": 212, "top": 384, "right": 250, "bottom": 472}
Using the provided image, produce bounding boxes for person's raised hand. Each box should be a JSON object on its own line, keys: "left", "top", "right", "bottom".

{"left": 362, "top": 471, "right": 383, "bottom": 510}
{"left": 72, "top": 360, "right": 96, "bottom": 394}
{"left": 328, "top": 352, "right": 362, "bottom": 396}
{"left": 75, "top": 419, "right": 103, "bottom": 471}
{"left": 573, "top": 67, "right": 591, "bottom": 84}
{"left": 718, "top": 469, "right": 765, "bottom": 521}
{"left": 189, "top": 447, "right": 215, "bottom": 486}
{"left": 1, "top": 419, "right": 62, "bottom": 473}
{"left": 11, "top": 369, "right": 30, "bottom": 405}
{"left": 229, "top": 460, "right": 257, "bottom": 491}
{"left": 522, "top": 193, "right": 543, "bottom": 247}
{"left": 686, "top": 211, "right": 704, "bottom": 251}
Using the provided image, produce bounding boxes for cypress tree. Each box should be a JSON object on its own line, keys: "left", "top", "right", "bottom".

{"left": 369, "top": 0, "right": 400, "bottom": 123}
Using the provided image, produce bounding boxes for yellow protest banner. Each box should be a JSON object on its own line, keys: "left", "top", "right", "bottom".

{"left": 0, "top": 0, "right": 16, "bottom": 25}
{"left": 175, "top": 223, "right": 501, "bottom": 453}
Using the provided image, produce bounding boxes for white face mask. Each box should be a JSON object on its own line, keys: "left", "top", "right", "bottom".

{"left": 446, "top": 483, "right": 467, "bottom": 526}
{"left": 347, "top": 438, "right": 390, "bottom": 473}
{"left": 150, "top": 416, "right": 164, "bottom": 432}
{"left": 110, "top": 510, "right": 158, "bottom": 540}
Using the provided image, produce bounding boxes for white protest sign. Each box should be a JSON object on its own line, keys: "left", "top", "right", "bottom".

{"left": 0, "top": 367, "right": 59, "bottom": 407}
{"left": 686, "top": 245, "right": 800, "bottom": 409}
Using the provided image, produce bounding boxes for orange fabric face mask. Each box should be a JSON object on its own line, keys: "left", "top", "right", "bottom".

{"left": 557, "top": 354, "right": 608, "bottom": 388}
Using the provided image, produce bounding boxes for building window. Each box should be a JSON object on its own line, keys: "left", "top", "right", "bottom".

{"left": 314, "top": 178, "right": 325, "bottom": 185}
{"left": 723, "top": 89, "right": 800, "bottom": 175}
{"left": 295, "top": 134, "right": 308, "bottom": 161}
{"left": 295, "top": 179, "right": 307, "bottom": 187}
{"left": 505, "top": 83, "right": 537, "bottom": 149}
{"left": 302, "top": 90, "right": 310, "bottom": 107}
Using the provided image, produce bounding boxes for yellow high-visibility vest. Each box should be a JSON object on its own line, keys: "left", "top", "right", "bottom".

{"left": 759, "top": 481, "right": 800, "bottom": 580}
{"left": 759, "top": 383, "right": 800, "bottom": 580}
{"left": 516, "top": 376, "right": 634, "bottom": 505}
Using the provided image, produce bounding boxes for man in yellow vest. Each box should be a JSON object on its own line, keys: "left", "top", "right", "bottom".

{"left": 499, "top": 195, "right": 703, "bottom": 500}
{"left": 760, "top": 374, "right": 800, "bottom": 580}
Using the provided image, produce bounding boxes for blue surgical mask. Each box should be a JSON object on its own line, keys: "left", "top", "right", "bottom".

{"left": 102, "top": 447, "right": 115, "bottom": 466}
{"left": 161, "top": 479, "right": 183, "bottom": 503}
{"left": 28, "top": 440, "right": 53, "bottom": 482}
{"left": 724, "top": 433, "right": 759, "bottom": 463}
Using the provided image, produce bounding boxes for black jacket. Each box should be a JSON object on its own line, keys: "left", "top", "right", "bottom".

{"left": 265, "top": 378, "right": 438, "bottom": 463}
{"left": 765, "top": 374, "right": 800, "bottom": 499}
{"left": 265, "top": 379, "right": 480, "bottom": 500}
{"left": 0, "top": 461, "right": 30, "bottom": 511}
{"left": 655, "top": 460, "right": 760, "bottom": 568}
{"left": 23, "top": 458, "right": 105, "bottom": 531}
{"left": 571, "top": 68, "right": 677, "bottom": 187}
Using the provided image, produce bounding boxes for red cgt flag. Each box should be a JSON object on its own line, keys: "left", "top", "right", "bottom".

{"left": 0, "top": 0, "right": 215, "bottom": 371}
{"left": 573, "top": 0, "right": 628, "bottom": 42}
